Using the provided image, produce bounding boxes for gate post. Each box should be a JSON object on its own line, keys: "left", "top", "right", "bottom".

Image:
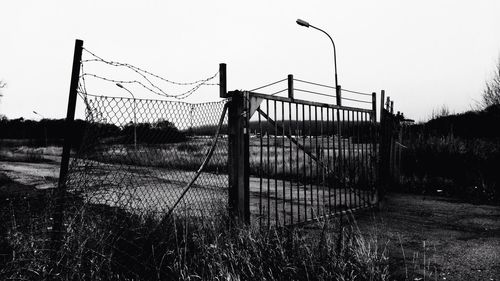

{"left": 227, "top": 90, "right": 250, "bottom": 223}
{"left": 378, "top": 90, "right": 387, "bottom": 201}
{"left": 219, "top": 63, "right": 227, "bottom": 98}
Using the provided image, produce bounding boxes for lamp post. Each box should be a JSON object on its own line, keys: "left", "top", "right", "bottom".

{"left": 33, "top": 110, "right": 48, "bottom": 146}
{"left": 296, "top": 19, "right": 339, "bottom": 97}
{"left": 116, "top": 83, "right": 137, "bottom": 149}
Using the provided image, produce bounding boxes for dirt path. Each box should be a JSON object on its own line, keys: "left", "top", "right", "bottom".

{"left": 355, "top": 193, "right": 500, "bottom": 281}
{"left": 0, "top": 161, "right": 59, "bottom": 190}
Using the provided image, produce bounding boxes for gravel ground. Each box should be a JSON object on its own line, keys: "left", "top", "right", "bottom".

{"left": 354, "top": 193, "right": 500, "bottom": 281}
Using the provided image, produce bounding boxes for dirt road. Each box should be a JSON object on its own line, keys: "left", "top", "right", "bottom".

{"left": 355, "top": 193, "right": 500, "bottom": 281}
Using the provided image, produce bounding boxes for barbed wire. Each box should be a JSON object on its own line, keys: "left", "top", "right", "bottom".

{"left": 80, "top": 48, "right": 219, "bottom": 100}
{"left": 82, "top": 48, "right": 219, "bottom": 86}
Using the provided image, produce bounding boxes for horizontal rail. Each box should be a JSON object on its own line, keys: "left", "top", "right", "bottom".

{"left": 236, "top": 91, "right": 375, "bottom": 114}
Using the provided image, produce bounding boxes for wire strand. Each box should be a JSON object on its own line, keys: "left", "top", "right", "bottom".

{"left": 294, "top": 79, "right": 336, "bottom": 90}
{"left": 341, "top": 88, "right": 371, "bottom": 96}
{"left": 341, "top": 96, "right": 372, "bottom": 104}
{"left": 250, "top": 78, "right": 287, "bottom": 92}
{"left": 295, "top": 88, "right": 336, "bottom": 98}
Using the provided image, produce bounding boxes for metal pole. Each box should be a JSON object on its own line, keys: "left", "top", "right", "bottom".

{"left": 219, "top": 63, "right": 227, "bottom": 98}
{"left": 227, "top": 90, "right": 250, "bottom": 223}
{"left": 287, "top": 74, "right": 294, "bottom": 100}
{"left": 309, "top": 25, "right": 338, "bottom": 90}
{"left": 296, "top": 19, "right": 339, "bottom": 100}
{"left": 52, "top": 38, "right": 83, "bottom": 265}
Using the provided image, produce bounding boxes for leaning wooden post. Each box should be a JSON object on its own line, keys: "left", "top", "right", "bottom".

{"left": 287, "top": 74, "right": 294, "bottom": 100}
{"left": 219, "top": 63, "right": 227, "bottom": 98}
{"left": 227, "top": 90, "right": 250, "bottom": 224}
{"left": 51, "top": 39, "right": 83, "bottom": 263}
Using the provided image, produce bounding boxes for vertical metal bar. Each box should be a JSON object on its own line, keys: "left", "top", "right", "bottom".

{"left": 363, "top": 112, "right": 368, "bottom": 207}
{"left": 302, "top": 103, "right": 307, "bottom": 221}
{"left": 326, "top": 107, "right": 331, "bottom": 214}
{"left": 332, "top": 108, "right": 338, "bottom": 214}
{"left": 281, "top": 101, "right": 286, "bottom": 225}
{"left": 341, "top": 109, "right": 346, "bottom": 211}
{"left": 320, "top": 107, "right": 325, "bottom": 215}
{"left": 315, "top": 106, "right": 320, "bottom": 217}
{"left": 266, "top": 99, "right": 271, "bottom": 227}
{"left": 274, "top": 100, "right": 278, "bottom": 225}
{"left": 309, "top": 105, "right": 313, "bottom": 219}
{"left": 296, "top": 103, "right": 300, "bottom": 223}
{"left": 346, "top": 109, "right": 352, "bottom": 209}
{"left": 379, "top": 90, "right": 386, "bottom": 202}
{"left": 219, "top": 63, "right": 227, "bottom": 98}
{"left": 288, "top": 74, "right": 294, "bottom": 100}
{"left": 227, "top": 91, "right": 250, "bottom": 223}
{"left": 259, "top": 110, "right": 263, "bottom": 227}
{"left": 357, "top": 110, "right": 362, "bottom": 207}
{"left": 289, "top": 101, "right": 293, "bottom": 225}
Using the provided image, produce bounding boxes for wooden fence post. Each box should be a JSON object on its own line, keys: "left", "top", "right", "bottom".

{"left": 51, "top": 39, "right": 83, "bottom": 264}
{"left": 227, "top": 90, "right": 250, "bottom": 223}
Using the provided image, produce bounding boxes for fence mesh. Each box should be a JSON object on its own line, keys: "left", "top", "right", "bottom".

{"left": 67, "top": 96, "right": 228, "bottom": 218}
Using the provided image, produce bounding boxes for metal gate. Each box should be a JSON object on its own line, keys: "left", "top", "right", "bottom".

{"left": 225, "top": 76, "right": 381, "bottom": 228}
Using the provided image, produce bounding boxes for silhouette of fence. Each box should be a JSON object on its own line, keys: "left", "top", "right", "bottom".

{"left": 0, "top": 39, "right": 407, "bottom": 279}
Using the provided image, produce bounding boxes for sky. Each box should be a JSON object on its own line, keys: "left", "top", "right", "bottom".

{"left": 1, "top": 0, "right": 500, "bottom": 122}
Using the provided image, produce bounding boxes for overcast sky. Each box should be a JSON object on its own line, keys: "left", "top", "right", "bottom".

{"left": 1, "top": 0, "right": 500, "bottom": 121}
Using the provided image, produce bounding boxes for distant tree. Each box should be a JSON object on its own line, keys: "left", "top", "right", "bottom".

{"left": 430, "top": 104, "right": 451, "bottom": 120}
{"left": 481, "top": 56, "right": 500, "bottom": 108}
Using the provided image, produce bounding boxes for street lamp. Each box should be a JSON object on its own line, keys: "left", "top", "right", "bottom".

{"left": 296, "top": 18, "right": 339, "bottom": 94}
{"left": 116, "top": 83, "right": 137, "bottom": 149}
{"left": 33, "top": 110, "right": 48, "bottom": 146}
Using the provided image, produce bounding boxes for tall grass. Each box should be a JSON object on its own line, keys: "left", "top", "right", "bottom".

{"left": 0, "top": 193, "right": 390, "bottom": 280}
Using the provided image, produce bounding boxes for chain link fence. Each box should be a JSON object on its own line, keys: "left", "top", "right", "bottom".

{"left": 0, "top": 95, "right": 230, "bottom": 280}
{"left": 67, "top": 95, "right": 229, "bottom": 218}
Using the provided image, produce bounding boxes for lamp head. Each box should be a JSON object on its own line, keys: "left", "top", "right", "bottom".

{"left": 296, "top": 19, "right": 310, "bottom": 28}
{"left": 116, "top": 83, "right": 124, "bottom": 89}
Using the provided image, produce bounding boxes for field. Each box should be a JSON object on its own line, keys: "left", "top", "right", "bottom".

{"left": 1, "top": 145, "right": 499, "bottom": 280}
